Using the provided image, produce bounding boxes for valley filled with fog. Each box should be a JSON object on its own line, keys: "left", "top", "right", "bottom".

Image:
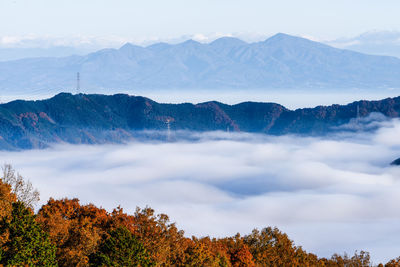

{"left": 1, "top": 116, "right": 400, "bottom": 263}
{"left": 3, "top": 0, "right": 400, "bottom": 265}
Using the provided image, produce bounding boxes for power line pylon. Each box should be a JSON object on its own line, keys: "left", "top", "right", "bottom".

{"left": 166, "top": 119, "right": 171, "bottom": 141}
{"left": 76, "top": 72, "right": 80, "bottom": 94}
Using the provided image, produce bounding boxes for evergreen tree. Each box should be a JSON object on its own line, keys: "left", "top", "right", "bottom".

{"left": 0, "top": 201, "right": 57, "bottom": 266}
{"left": 90, "top": 226, "right": 153, "bottom": 267}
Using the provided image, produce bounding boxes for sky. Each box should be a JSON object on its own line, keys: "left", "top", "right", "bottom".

{"left": 1, "top": 0, "right": 400, "bottom": 47}
{"left": 1, "top": 116, "right": 400, "bottom": 263}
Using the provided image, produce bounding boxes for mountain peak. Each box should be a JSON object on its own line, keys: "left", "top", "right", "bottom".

{"left": 119, "top": 42, "right": 143, "bottom": 51}
{"left": 179, "top": 39, "right": 202, "bottom": 47}
{"left": 209, "top": 37, "right": 247, "bottom": 48}
{"left": 146, "top": 42, "right": 171, "bottom": 51}
{"left": 266, "top": 33, "right": 306, "bottom": 43}
{"left": 119, "top": 42, "right": 134, "bottom": 49}
{"left": 261, "top": 33, "right": 328, "bottom": 50}
{"left": 271, "top": 32, "right": 293, "bottom": 38}
{"left": 117, "top": 42, "right": 148, "bottom": 58}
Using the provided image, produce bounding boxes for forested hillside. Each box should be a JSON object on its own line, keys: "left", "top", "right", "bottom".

{"left": 0, "top": 93, "right": 400, "bottom": 150}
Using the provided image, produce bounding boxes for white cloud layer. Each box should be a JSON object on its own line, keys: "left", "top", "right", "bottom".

{"left": 2, "top": 119, "right": 400, "bottom": 263}
{"left": 0, "top": 33, "right": 269, "bottom": 49}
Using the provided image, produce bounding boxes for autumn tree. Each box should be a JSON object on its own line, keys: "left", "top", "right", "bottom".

{"left": 217, "top": 233, "right": 256, "bottom": 267}
{"left": 242, "top": 227, "right": 327, "bottom": 266}
{"left": 183, "top": 237, "right": 231, "bottom": 267}
{"left": 0, "top": 201, "right": 56, "bottom": 266}
{"left": 89, "top": 226, "right": 153, "bottom": 266}
{"left": 243, "top": 227, "right": 297, "bottom": 266}
{"left": 36, "top": 198, "right": 110, "bottom": 266}
{"left": 292, "top": 246, "right": 321, "bottom": 267}
{"left": 32, "top": 196, "right": 379, "bottom": 267}
{"left": 350, "top": 250, "right": 371, "bottom": 266}
{"left": 385, "top": 257, "right": 400, "bottom": 267}
{"left": 323, "top": 251, "right": 371, "bottom": 267}
{"left": 0, "top": 179, "right": 16, "bottom": 219}
{"left": 36, "top": 200, "right": 193, "bottom": 266}
{"left": 0, "top": 179, "right": 17, "bottom": 261}
{"left": 130, "top": 207, "right": 191, "bottom": 265}
{"left": 1, "top": 163, "right": 39, "bottom": 209}
{"left": 0, "top": 164, "right": 46, "bottom": 265}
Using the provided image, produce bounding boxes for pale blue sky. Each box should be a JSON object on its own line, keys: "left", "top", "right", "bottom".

{"left": 1, "top": 0, "right": 400, "bottom": 41}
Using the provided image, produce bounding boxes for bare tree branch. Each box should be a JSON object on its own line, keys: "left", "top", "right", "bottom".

{"left": 1, "top": 164, "right": 40, "bottom": 209}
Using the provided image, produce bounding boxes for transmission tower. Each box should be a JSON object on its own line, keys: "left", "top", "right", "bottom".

{"left": 76, "top": 72, "right": 80, "bottom": 94}
{"left": 166, "top": 119, "right": 171, "bottom": 141}
{"left": 356, "top": 104, "right": 360, "bottom": 123}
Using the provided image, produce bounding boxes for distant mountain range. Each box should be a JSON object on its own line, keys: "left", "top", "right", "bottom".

{"left": 1, "top": 33, "right": 400, "bottom": 94}
{"left": 0, "top": 93, "right": 399, "bottom": 150}
{"left": 0, "top": 46, "right": 94, "bottom": 62}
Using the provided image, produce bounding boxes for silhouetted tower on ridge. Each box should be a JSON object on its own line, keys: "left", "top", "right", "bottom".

{"left": 354, "top": 104, "right": 362, "bottom": 130}
{"left": 76, "top": 72, "right": 80, "bottom": 94}
{"left": 166, "top": 118, "right": 171, "bottom": 141}
{"left": 356, "top": 104, "right": 360, "bottom": 123}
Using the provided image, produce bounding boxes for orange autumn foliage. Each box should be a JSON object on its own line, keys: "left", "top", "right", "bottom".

{"left": 36, "top": 198, "right": 109, "bottom": 266}
{"left": 243, "top": 227, "right": 309, "bottom": 266}
{"left": 0, "top": 180, "right": 16, "bottom": 219}
{"left": 33, "top": 197, "right": 379, "bottom": 267}
{"left": 385, "top": 257, "right": 400, "bottom": 267}
{"left": 129, "top": 207, "right": 191, "bottom": 265}
{"left": 218, "top": 234, "right": 256, "bottom": 267}
{"left": 36, "top": 199, "right": 191, "bottom": 266}
{"left": 184, "top": 237, "right": 231, "bottom": 266}
{"left": 0, "top": 179, "right": 17, "bottom": 249}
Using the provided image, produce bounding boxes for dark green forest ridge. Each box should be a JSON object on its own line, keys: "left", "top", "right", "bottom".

{"left": 0, "top": 93, "right": 399, "bottom": 150}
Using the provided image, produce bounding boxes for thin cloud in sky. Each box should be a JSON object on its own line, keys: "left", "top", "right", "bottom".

{"left": 2, "top": 0, "right": 400, "bottom": 39}
{"left": 0, "top": 33, "right": 267, "bottom": 49}
{"left": 1, "top": 117, "right": 400, "bottom": 263}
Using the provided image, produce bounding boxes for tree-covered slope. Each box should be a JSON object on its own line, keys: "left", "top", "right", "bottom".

{"left": 0, "top": 93, "right": 399, "bottom": 149}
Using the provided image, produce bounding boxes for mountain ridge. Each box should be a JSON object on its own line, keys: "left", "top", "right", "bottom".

{"left": 0, "top": 92, "right": 399, "bottom": 150}
{"left": 2, "top": 33, "right": 400, "bottom": 94}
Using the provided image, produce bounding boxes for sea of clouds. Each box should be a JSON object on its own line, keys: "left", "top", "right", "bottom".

{"left": 2, "top": 117, "right": 400, "bottom": 263}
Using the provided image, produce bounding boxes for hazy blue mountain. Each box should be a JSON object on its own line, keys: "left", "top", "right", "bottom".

{"left": 0, "top": 46, "right": 94, "bottom": 61}
{"left": 1, "top": 33, "right": 400, "bottom": 94}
